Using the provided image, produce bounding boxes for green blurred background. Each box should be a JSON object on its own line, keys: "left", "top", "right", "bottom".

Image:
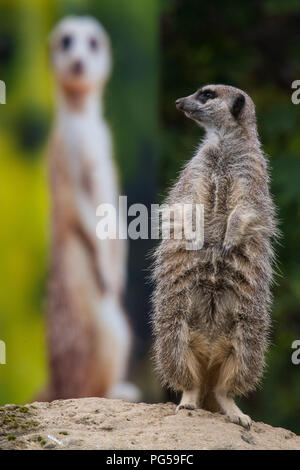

{"left": 0, "top": 0, "right": 299, "bottom": 434}
{"left": 0, "top": 0, "right": 159, "bottom": 405}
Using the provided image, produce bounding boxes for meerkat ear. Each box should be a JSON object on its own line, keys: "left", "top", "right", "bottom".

{"left": 231, "top": 94, "right": 245, "bottom": 119}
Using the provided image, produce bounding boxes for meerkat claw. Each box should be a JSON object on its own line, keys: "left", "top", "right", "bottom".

{"left": 175, "top": 404, "right": 196, "bottom": 414}
{"left": 221, "top": 245, "right": 232, "bottom": 256}
{"left": 227, "top": 412, "right": 252, "bottom": 429}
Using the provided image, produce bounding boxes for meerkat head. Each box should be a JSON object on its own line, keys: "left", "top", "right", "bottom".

{"left": 176, "top": 84, "right": 256, "bottom": 132}
{"left": 49, "top": 16, "right": 111, "bottom": 98}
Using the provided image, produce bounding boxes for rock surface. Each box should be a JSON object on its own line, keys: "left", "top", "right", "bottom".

{"left": 0, "top": 397, "right": 299, "bottom": 450}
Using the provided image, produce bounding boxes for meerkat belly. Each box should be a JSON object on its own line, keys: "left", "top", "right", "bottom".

{"left": 187, "top": 174, "right": 242, "bottom": 336}
{"left": 189, "top": 276, "right": 238, "bottom": 338}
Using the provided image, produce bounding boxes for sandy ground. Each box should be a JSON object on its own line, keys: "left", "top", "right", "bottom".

{"left": 0, "top": 397, "right": 299, "bottom": 450}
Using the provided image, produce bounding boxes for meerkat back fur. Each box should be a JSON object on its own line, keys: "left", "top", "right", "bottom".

{"left": 152, "top": 84, "right": 278, "bottom": 428}
{"left": 45, "top": 16, "right": 139, "bottom": 402}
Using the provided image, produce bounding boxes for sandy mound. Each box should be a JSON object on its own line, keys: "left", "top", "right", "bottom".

{"left": 0, "top": 397, "right": 299, "bottom": 450}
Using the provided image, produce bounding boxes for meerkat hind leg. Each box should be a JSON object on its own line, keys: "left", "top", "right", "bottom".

{"left": 215, "top": 390, "right": 251, "bottom": 429}
{"left": 175, "top": 388, "right": 199, "bottom": 413}
{"left": 214, "top": 353, "right": 251, "bottom": 429}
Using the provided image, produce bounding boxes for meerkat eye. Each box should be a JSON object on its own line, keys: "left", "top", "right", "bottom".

{"left": 61, "top": 35, "right": 72, "bottom": 50}
{"left": 196, "top": 89, "right": 216, "bottom": 103}
{"left": 89, "top": 37, "right": 99, "bottom": 51}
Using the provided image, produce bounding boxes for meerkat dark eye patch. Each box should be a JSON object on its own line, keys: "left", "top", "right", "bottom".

{"left": 61, "top": 35, "right": 72, "bottom": 50}
{"left": 196, "top": 89, "right": 216, "bottom": 103}
{"left": 231, "top": 94, "right": 245, "bottom": 118}
{"left": 89, "top": 37, "right": 99, "bottom": 51}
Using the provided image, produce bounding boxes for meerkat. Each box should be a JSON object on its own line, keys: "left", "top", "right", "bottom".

{"left": 152, "top": 84, "right": 278, "bottom": 428}
{"left": 43, "top": 16, "right": 139, "bottom": 402}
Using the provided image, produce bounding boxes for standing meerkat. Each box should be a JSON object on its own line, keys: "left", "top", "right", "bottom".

{"left": 152, "top": 84, "right": 278, "bottom": 428}
{"left": 44, "top": 16, "right": 138, "bottom": 401}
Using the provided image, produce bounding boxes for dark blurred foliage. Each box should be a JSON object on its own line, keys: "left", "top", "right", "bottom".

{"left": 161, "top": 0, "right": 300, "bottom": 432}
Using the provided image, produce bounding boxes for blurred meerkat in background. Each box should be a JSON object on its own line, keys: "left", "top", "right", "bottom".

{"left": 42, "top": 16, "right": 139, "bottom": 402}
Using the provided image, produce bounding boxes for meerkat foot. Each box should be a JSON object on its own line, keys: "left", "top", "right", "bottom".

{"left": 226, "top": 410, "right": 252, "bottom": 430}
{"left": 176, "top": 403, "right": 196, "bottom": 413}
{"left": 175, "top": 388, "right": 198, "bottom": 414}
{"left": 215, "top": 391, "right": 251, "bottom": 429}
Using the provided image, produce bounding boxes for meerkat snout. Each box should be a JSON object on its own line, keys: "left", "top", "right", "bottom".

{"left": 175, "top": 96, "right": 195, "bottom": 110}
{"left": 176, "top": 95, "right": 203, "bottom": 121}
{"left": 70, "top": 59, "right": 84, "bottom": 76}
{"left": 175, "top": 98, "right": 184, "bottom": 109}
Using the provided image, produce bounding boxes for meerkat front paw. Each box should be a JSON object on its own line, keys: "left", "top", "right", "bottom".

{"left": 221, "top": 241, "right": 235, "bottom": 256}
{"left": 175, "top": 403, "right": 196, "bottom": 414}
{"left": 221, "top": 245, "right": 232, "bottom": 256}
{"left": 226, "top": 411, "right": 252, "bottom": 430}
{"left": 175, "top": 389, "right": 199, "bottom": 414}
